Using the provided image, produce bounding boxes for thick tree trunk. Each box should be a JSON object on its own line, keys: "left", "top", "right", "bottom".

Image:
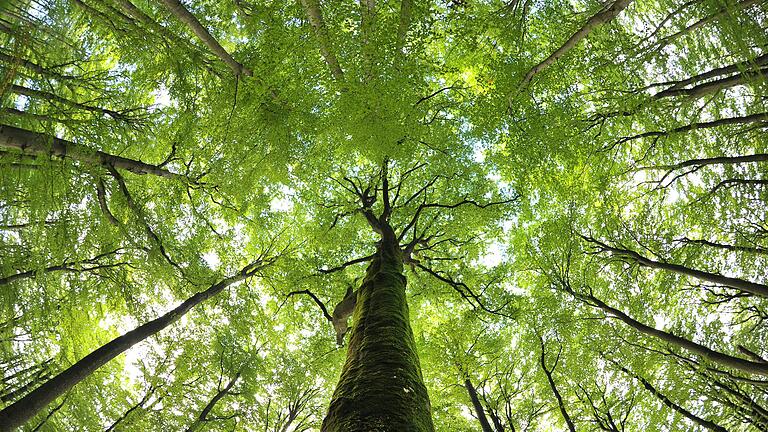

{"left": 321, "top": 230, "right": 434, "bottom": 431}
{"left": 0, "top": 265, "right": 261, "bottom": 431}
{"left": 464, "top": 378, "right": 493, "bottom": 432}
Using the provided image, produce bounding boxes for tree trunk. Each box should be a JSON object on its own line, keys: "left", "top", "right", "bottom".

{"left": 680, "top": 237, "right": 768, "bottom": 255}
{"left": 321, "top": 229, "right": 434, "bottom": 431}
{"left": 513, "top": 0, "right": 632, "bottom": 92}
{"left": 464, "top": 378, "right": 493, "bottom": 432}
{"left": 157, "top": 0, "right": 252, "bottom": 76}
{"left": 657, "top": 53, "right": 768, "bottom": 92}
{"left": 539, "top": 340, "right": 576, "bottom": 432}
{"left": 185, "top": 373, "right": 240, "bottom": 432}
{"left": 299, "top": 0, "right": 345, "bottom": 81}
{"left": 0, "top": 265, "right": 261, "bottom": 431}
{"left": 616, "top": 364, "right": 727, "bottom": 432}
{"left": 8, "top": 84, "right": 128, "bottom": 120}
{"left": 575, "top": 291, "right": 768, "bottom": 376}
{"left": 654, "top": 0, "right": 762, "bottom": 50}
{"left": 0, "top": 124, "right": 189, "bottom": 182}
{"left": 653, "top": 69, "right": 768, "bottom": 99}
{"left": 584, "top": 237, "right": 768, "bottom": 298}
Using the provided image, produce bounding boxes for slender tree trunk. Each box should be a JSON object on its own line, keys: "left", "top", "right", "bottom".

{"left": 681, "top": 237, "right": 768, "bottom": 255}
{"left": 0, "top": 251, "right": 121, "bottom": 286}
{"left": 653, "top": 69, "right": 768, "bottom": 99}
{"left": 8, "top": 84, "right": 131, "bottom": 120}
{"left": 300, "top": 0, "right": 345, "bottom": 81}
{"left": 649, "top": 153, "right": 768, "bottom": 171}
{"left": 583, "top": 237, "right": 768, "bottom": 298}
{"left": 0, "top": 124, "right": 189, "bottom": 182}
{"left": 321, "top": 227, "right": 434, "bottom": 431}
{"left": 616, "top": 364, "right": 727, "bottom": 432}
{"left": 104, "top": 385, "right": 157, "bottom": 432}
{"left": 572, "top": 290, "right": 768, "bottom": 376}
{"left": 619, "top": 112, "right": 768, "bottom": 143}
{"left": 185, "top": 373, "right": 240, "bottom": 432}
{"left": 657, "top": 53, "right": 768, "bottom": 92}
{"left": 464, "top": 378, "right": 493, "bottom": 432}
{"left": 0, "top": 52, "right": 79, "bottom": 82}
{"left": 396, "top": 0, "right": 412, "bottom": 51}
{"left": 539, "top": 340, "right": 576, "bottom": 432}
{"left": 157, "top": 0, "right": 252, "bottom": 76}
{"left": 512, "top": 0, "right": 632, "bottom": 93}
{"left": 0, "top": 264, "right": 262, "bottom": 431}
{"left": 654, "top": 0, "right": 762, "bottom": 50}
{"left": 109, "top": 0, "right": 195, "bottom": 50}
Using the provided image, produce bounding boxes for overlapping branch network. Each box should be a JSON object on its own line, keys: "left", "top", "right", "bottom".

{"left": 315, "top": 160, "right": 518, "bottom": 318}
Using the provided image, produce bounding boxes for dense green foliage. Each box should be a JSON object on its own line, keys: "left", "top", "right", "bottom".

{"left": 1, "top": 0, "right": 766, "bottom": 430}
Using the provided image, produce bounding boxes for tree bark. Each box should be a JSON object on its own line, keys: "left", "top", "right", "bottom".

{"left": 0, "top": 264, "right": 263, "bottom": 431}
{"left": 104, "top": 385, "right": 157, "bottom": 432}
{"left": 654, "top": 0, "right": 763, "bottom": 50}
{"left": 157, "top": 0, "right": 252, "bottom": 76}
{"left": 0, "top": 124, "right": 190, "bottom": 182}
{"left": 0, "top": 51, "right": 79, "bottom": 82}
{"left": 0, "top": 250, "right": 121, "bottom": 285}
{"left": 653, "top": 68, "right": 768, "bottom": 99}
{"left": 653, "top": 53, "right": 768, "bottom": 96}
{"left": 321, "top": 227, "right": 434, "bottom": 431}
{"left": 680, "top": 238, "right": 768, "bottom": 256}
{"left": 396, "top": 0, "right": 412, "bottom": 51}
{"left": 110, "top": 0, "right": 195, "bottom": 50}
{"left": 619, "top": 112, "right": 768, "bottom": 143}
{"left": 464, "top": 378, "right": 494, "bottom": 432}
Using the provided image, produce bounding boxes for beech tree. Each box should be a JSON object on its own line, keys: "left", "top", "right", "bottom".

{"left": 1, "top": 0, "right": 767, "bottom": 431}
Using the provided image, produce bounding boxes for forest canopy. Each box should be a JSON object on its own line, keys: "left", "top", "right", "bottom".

{"left": 0, "top": 0, "right": 767, "bottom": 430}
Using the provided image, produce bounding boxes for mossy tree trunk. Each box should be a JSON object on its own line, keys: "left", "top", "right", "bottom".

{"left": 321, "top": 226, "right": 434, "bottom": 431}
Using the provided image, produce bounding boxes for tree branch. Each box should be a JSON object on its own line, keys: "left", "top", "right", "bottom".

{"left": 318, "top": 254, "right": 375, "bottom": 274}
{"left": 616, "top": 113, "right": 768, "bottom": 145}
{"left": 282, "top": 289, "right": 333, "bottom": 322}
{"left": 415, "top": 263, "right": 514, "bottom": 319}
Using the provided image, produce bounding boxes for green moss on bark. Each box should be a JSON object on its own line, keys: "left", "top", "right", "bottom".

{"left": 321, "top": 237, "right": 435, "bottom": 432}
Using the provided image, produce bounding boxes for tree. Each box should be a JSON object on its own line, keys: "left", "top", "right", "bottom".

{"left": 1, "top": 0, "right": 767, "bottom": 430}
